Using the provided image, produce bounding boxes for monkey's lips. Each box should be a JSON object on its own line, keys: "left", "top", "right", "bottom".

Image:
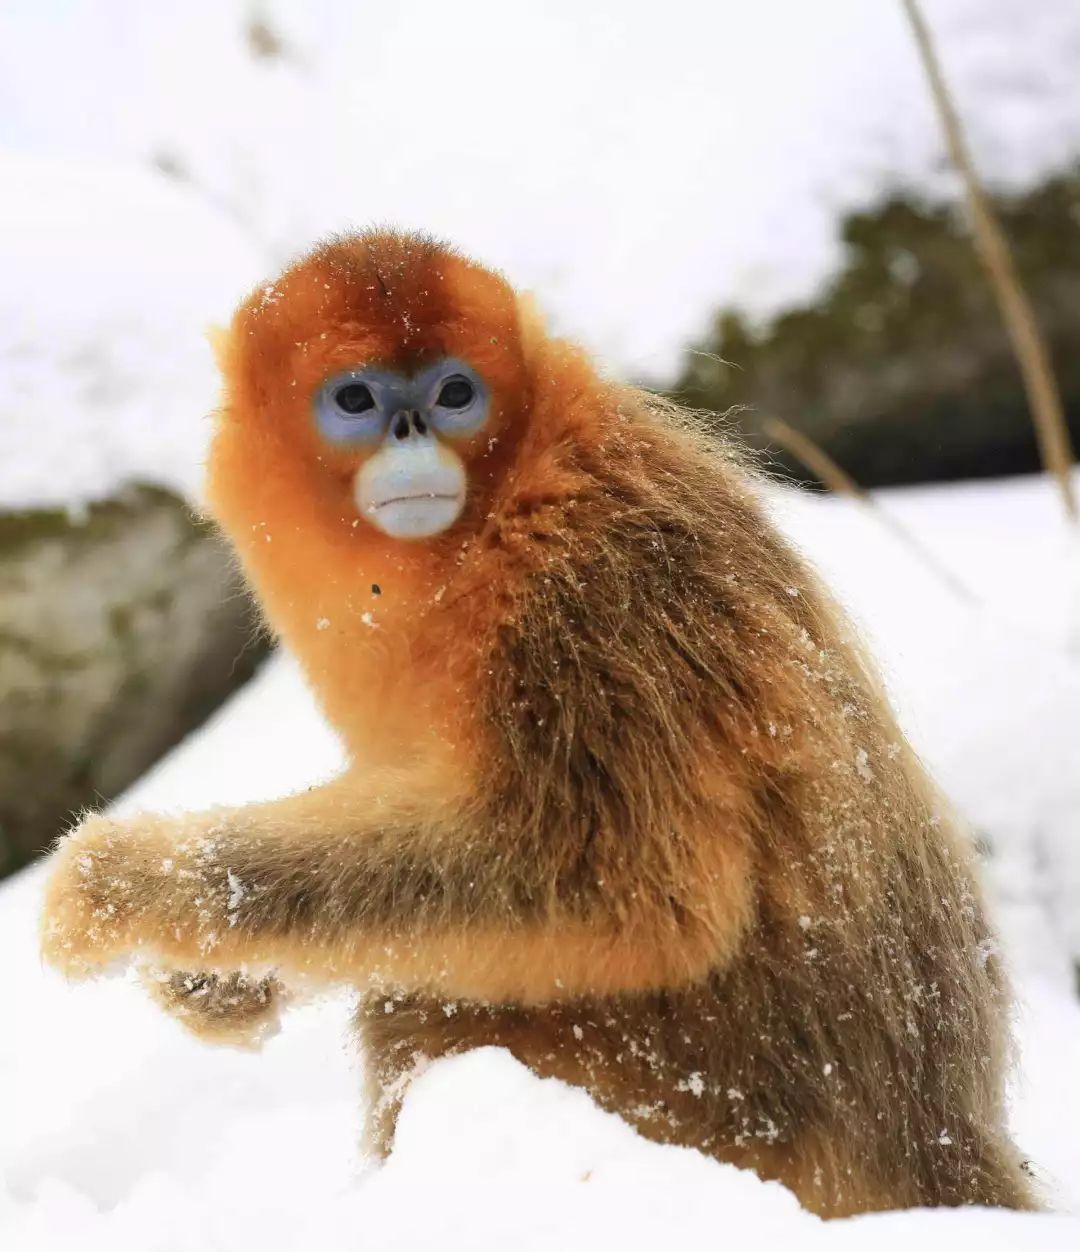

{"left": 373, "top": 492, "right": 460, "bottom": 510}
{"left": 362, "top": 489, "right": 465, "bottom": 539}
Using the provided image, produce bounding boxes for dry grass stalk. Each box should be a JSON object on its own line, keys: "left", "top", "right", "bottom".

{"left": 761, "top": 416, "right": 863, "bottom": 499}
{"left": 763, "top": 415, "right": 977, "bottom": 604}
{"left": 900, "top": 0, "right": 1077, "bottom": 520}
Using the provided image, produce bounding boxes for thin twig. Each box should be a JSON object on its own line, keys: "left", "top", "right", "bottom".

{"left": 765, "top": 415, "right": 1080, "bottom": 663}
{"left": 764, "top": 415, "right": 978, "bottom": 604}
{"left": 900, "top": 0, "right": 1077, "bottom": 521}
{"left": 760, "top": 417, "right": 863, "bottom": 499}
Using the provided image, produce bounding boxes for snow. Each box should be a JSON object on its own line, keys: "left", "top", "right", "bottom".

{"left": 2, "top": 470, "right": 1080, "bottom": 1249}
{"left": 2, "top": 3, "right": 1079, "bottom": 1242}
{"left": 0, "top": 150, "right": 265, "bottom": 512}
{"left": 8, "top": 0, "right": 1073, "bottom": 375}
{"left": 3, "top": 1, "right": 1080, "bottom": 510}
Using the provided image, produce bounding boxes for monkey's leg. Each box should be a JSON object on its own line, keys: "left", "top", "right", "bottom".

{"left": 354, "top": 988, "right": 772, "bottom": 1166}
{"left": 41, "top": 773, "right": 751, "bottom": 1004}
{"left": 355, "top": 1003, "right": 880, "bottom": 1218}
{"left": 880, "top": 1118, "right": 1039, "bottom": 1213}
{"left": 354, "top": 982, "right": 1038, "bottom": 1217}
{"left": 352, "top": 991, "right": 911, "bottom": 1218}
{"left": 354, "top": 993, "right": 578, "bottom": 1159}
{"left": 798, "top": 1121, "right": 1039, "bottom": 1216}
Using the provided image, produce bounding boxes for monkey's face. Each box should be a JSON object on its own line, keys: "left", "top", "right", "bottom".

{"left": 210, "top": 232, "right": 529, "bottom": 573}
{"left": 312, "top": 356, "right": 490, "bottom": 540}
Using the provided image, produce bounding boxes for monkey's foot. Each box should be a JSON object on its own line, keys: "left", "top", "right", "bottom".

{"left": 143, "top": 968, "right": 285, "bottom": 1050}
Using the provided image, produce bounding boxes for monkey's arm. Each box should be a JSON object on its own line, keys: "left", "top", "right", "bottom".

{"left": 41, "top": 772, "right": 751, "bottom": 1003}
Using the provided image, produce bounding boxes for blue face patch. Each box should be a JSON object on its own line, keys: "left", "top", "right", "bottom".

{"left": 313, "top": 358, "right": 489, "bottom": 447}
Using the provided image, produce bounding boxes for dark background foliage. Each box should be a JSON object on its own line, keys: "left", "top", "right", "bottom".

{"left": 670, "top": 167, "right": 1080, "bottom": 488}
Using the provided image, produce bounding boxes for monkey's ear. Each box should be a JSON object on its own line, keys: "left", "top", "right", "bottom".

{"left": 514, "top": 292, "right": 549, "bottom": 363}
{"left": 206, "top": 324, "right": 233, "bottom": 374}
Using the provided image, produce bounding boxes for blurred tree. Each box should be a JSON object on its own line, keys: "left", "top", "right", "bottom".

{"left": 671, "top": 168, "right": 1080, "bottom": 487}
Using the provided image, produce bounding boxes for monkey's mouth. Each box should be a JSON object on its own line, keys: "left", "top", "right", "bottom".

{"left": 372, "top": 492, "right": 461, "bottom": 510}
{"left": 359, "top": 489, "right": 466, "bottom": 539}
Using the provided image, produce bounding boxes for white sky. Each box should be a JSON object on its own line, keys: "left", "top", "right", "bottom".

{"left": 2, "top": 0, "right": 1079, "bottom": 377}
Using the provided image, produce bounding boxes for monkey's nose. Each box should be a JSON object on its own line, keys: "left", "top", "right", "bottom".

{"left": 392, "top": 411, "right": 428, "bottom": 439}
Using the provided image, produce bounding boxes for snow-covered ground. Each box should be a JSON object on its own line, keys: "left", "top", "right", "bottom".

{"left": 2, "top": 471, "right": 1078, "bottom": 1250}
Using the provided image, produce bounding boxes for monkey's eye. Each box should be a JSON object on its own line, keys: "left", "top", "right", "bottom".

{"left": 334, "top": 382, "right": 376, "bottom": 414}
{"left": 426, "top": 362, "right": 489, "bottom": 438}
{"left": 436, "top": 378, "right": 474, "bottom": 409}
{"left": 315, "top": 372, "right": 387, "bottom": 445}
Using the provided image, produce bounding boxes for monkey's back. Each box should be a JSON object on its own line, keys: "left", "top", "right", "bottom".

{"left": 361, "top": 402, "right": 1034, "bottom": 1216}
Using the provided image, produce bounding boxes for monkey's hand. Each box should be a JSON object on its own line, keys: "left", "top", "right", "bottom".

{"left": 40, "top": 809, "right": 233, "bottom": 978}
{"left": 141, "top": 967, "right": 285, "bottom": 1050}
{"left": 41, "top": 813, "right": 145, "bottom": 977}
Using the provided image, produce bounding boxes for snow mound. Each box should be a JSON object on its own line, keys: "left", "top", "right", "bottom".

{"left": 363, "top": 1049, "right": 807, "bottom": 1250}
{"left": 3, "top": 997, "right": 1078, "bottom": 1252}
{"left": 0, "top": 150, "right": 265, "bottom": 512}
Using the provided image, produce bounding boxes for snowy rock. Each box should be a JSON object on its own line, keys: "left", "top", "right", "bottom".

{"left": 0, "top": 486, "right": 264, "bottom": 873}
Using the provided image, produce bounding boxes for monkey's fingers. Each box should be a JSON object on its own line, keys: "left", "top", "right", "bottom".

{"left": 40, "top": 819, "right": 138, "bottom": 978}
{"left": 142, "top": 967, "right": 285, "bottom": 1050}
